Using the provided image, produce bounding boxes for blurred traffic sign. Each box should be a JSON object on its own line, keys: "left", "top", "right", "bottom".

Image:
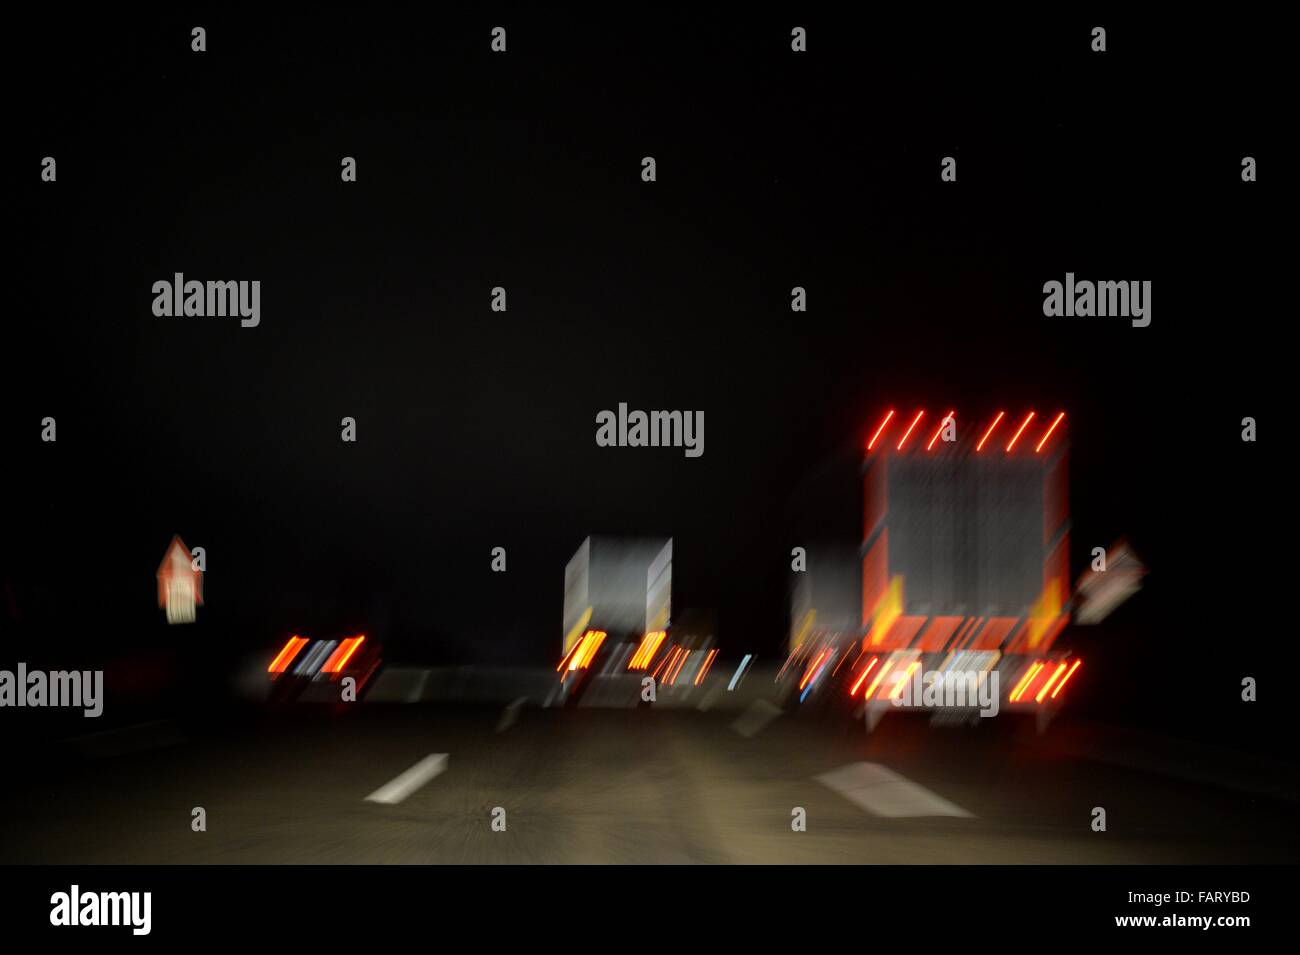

{"left": 157, "top": 534, "right": 203, "bottom": 624}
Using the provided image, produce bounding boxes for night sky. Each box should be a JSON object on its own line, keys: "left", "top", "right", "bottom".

{"left": 4, "top": 12, "right": 1283, "bottom": 742}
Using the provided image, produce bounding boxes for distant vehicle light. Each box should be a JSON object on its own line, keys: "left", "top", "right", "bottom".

{"left": 560, "top": 630, "right": 607, "bottom": 676}
{"left": 867, "top": 410, "right": 896, "bottom": 451}
{"left": 321, "top": 635, "right": 366, "bottom": 675}
{"left": 652, "top": 646, "right": 680, "bottom": 681}
{"left": 1006, "top": 411, "right": 1036, "bottom": 451}
{"left": 850, "top": 656, "right": 879, "bottom": 696}
{"left": 1035, "top": 662, "right": 1070, "bottom": 703}
{"left": 799, "top": 649, "right": 828, "bottom": 691}
{"left": 862, "top": 659, "right": 895, "bottom": 701}
{"left": 628, "top": 630, "right": 667, "bottom": 670}
{"left": 693, "top": 648, "right": 720, "bottom": 686}
{"left": 1050, "top": 659, "right": 1082, "bottom": 699}
{"left": 1009, "top": 661, "right": 1044, "bottom": 702}
{"left": 976, "top": 411, "right": 1005, "bottom": 452}
{"left": 295, "top": 640, "right": 336, "bottom": 677}
{"left": 667, "top": 649, "right": 691, "bottom": 685}
{"left": 269, "top": 636, "right": 309, "bottom": 675}
{"left": 896, "top": 411, "right": 925, "bottom": 451}
{"left": 727, "top": 654, "right": 754, "bottom": 691}
{"left": 926, "top": 411, "right": 955, "bottom": 451}
{"left": 889, "top": 661, "right": 921, "bottom": 700}
{"left": 1035, "top": 412, "right": 1065, "bottom": 453}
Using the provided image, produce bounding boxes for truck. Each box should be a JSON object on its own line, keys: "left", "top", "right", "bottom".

{"left": 556, "top": 536, "right": 674, "bottom": 700}
{"left": 786, "top": 540, "right": 862, "bottom": 699}
{"left": 786, "top": 408, "right": 1081, "bottom": 730}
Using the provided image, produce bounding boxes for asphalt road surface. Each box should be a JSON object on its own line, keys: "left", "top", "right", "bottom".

{"left": 4, "top": 699, "right": 1297, "bottom": 864}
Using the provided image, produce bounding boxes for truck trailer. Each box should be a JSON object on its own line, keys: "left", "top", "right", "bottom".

{"left": 556, "top": 536, "right": 674, "bottom": 698}
{"left": 787, "top": 409, "right": 1080, "bottom": 729}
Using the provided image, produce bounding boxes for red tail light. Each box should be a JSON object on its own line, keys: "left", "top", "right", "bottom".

{"left": 269, "top": 636, "right": 309, "bottom": 675}
{"left": 321, "top": 635, "right": 366, "bottom": 675}
{"left": 850, "top": 656, "right": 879, "bottom": 696}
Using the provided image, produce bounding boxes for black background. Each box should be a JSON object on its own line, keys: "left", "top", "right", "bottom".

{"left": 3, "top": 10, "right": 1285, "bottom": 748}
{"left": 1, "top": 864, "right": 1281, "bottom": 940}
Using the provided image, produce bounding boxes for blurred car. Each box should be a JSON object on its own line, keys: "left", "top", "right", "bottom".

{"left": 266, "top": 633, "right": 382, "bottom": 703}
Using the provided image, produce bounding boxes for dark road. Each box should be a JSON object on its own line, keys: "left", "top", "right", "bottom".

{"left": 6, "top": 699, "right": 1296, "bottom": 865}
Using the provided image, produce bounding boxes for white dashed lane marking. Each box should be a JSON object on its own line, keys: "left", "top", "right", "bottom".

{"left": 364, "top": 753, "right": 449, "bottom": 805}
{"left": 815, "top": 762, "right": 974, "bottom": 818}
{"left": 730, "top": 700, "right": 782, "bottom": 738}
{"left": 496, "top": 697, "right": 527, "bottom": 733}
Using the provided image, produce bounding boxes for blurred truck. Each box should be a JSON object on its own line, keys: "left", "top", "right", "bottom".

{"left": 556, "top": 536, "right": 674, "bottom": 703}
{"left": 786, "top": 409, "right": 1081, "bottom": 730}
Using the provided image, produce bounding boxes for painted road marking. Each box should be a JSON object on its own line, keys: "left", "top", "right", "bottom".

{"left": 496, "top": 696, "right": 527, "bottom": 733}
{"left": 731, "top": 700, "right": 782, "bottom": 738}
{"left": 815, "top": 762, "right": 974, "bottom": 818}
{"left": 364, "top": 753, "right": 449, "bottom": 805}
